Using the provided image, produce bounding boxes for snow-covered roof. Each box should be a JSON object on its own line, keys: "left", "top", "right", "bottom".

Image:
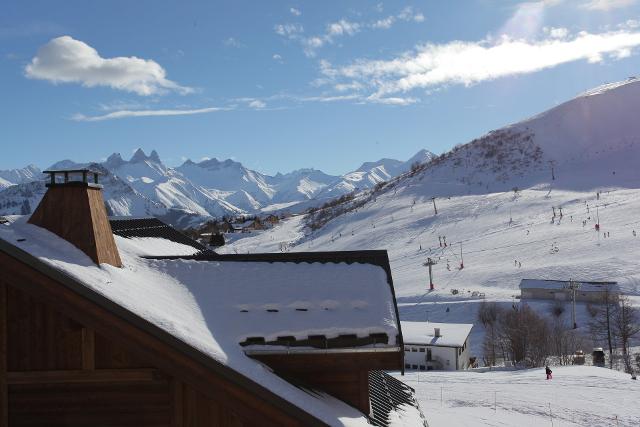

{"left": 401, "top": 321, "right": 472, "bottom": 348}
{"left": 0, "top": 216, "right": 400, "bottom": 426}
{"left": 109, "top": 217, "right": 207, "bottom": 256}
{"left": 519, "top": 279, "right": 619, "bottom": 293}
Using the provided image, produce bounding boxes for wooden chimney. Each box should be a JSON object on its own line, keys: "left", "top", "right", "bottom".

{"left": 28, "top": 169, "right": 122, "bottom": 267}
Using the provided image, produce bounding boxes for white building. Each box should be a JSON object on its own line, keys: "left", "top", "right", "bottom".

{"left": 519, "top": 279, "right": 619, "bottom": 302}
{"left": 401, "top": 321, "right": 473, "bottom": 371}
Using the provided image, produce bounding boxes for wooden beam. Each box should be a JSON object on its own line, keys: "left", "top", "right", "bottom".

{"left": 0, "top": 281, "right": 7, "bottom": 427}
{"left": 82, "top": 327, "right": 95, "bottom": 370}
{"left": 6, "top": 368, "right": 162, "bottom": 385}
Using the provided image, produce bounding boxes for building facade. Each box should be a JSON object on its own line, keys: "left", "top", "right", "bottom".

{"left": 401, "top": 322, "right": 473, "bottom": 371}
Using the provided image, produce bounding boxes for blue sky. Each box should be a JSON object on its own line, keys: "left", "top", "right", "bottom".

{"left": 2, "top": 0, "right": 640, "bottom": 175}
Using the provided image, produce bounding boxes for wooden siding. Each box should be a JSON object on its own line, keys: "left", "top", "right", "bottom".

{"left": 7, "top": 285, "right": 83, "bottom": 371}
{"left": 251, "top": 351, "right": 402, "bottom": 414}
{"left": 0, "top": 249, "right": 326, "bottom": 426}
{"left": 28, "top": 185, "right": 122, "bottom": 267}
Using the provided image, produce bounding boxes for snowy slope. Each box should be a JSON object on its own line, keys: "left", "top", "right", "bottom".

{"left": 395, "top": 366, "right": 639, "bottom": 427}
{"left": 222, "top": 78, "right": 640, "bottom": 360}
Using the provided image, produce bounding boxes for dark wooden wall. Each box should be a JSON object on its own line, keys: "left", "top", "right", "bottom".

{"left": 0, "top": 253, "right": 321, "bottom": 427}
{"left": 251, "top": 352, "right": 401, "bottom": 415}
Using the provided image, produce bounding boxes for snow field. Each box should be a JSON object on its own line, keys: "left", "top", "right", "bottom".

{"left": 393, "top": 366, "right": 639, "bottom": 427}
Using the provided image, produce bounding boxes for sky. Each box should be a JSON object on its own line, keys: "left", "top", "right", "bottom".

{"left": 2, "top": 0, "right": 640, "bottom": 175}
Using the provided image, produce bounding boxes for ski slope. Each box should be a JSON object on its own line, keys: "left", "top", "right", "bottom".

{"left": 394, "top": 366, "right": 639, "bottom": 427}
{"left": 222, "top": 78, "right": 640, "bottom": 359}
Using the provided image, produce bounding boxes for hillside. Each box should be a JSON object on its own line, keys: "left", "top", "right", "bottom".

{"left": 222, "top": 77, "right": 640, "bottom": 357}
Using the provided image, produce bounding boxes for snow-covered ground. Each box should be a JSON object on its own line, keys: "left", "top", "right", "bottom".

{"left": 393, "top": 366, "right": 639, "bottom": 427}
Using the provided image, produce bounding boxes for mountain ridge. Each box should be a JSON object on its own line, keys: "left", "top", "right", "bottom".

{"left": 0, "top": 147, "right": 433, "bottom": 225}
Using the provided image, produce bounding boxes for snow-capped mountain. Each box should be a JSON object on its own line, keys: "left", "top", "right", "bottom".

{"left": 0, "top": 165, "right": 41, "bottom": 190}
{"left": 0, "top": 146, "right": 431, "bottom": 224}
{"left": 320, "top": 150, "right": 437, "bottom": 198}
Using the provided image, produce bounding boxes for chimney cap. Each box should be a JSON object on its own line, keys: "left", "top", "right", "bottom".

{"left": 43, "top": 168, "right": 104, "bottom": 189}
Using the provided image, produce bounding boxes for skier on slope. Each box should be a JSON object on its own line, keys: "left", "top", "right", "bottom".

{"left": 545, "top": 366, "right": 553, "bottom": 380}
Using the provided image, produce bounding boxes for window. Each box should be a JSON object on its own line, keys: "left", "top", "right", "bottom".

{"left": 411, "top": 365, "right": 418, "bottom": 369}
{"left": 411, "top": 347, "right": 417, "bottom": 352}
{"left": 426, "top": 348, "right": 432, "bottom": 361}
{"left": 404, "top": 346, "right": 410, "bottom": 351}
{"left": 405, "top": 364, "right": 411, "bottom": 369}
{"left": 419, "top": 348, "right": 425, "bottom": 352}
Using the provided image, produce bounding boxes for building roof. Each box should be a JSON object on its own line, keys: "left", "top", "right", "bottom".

{"left": 519, "top": 279, "right": 619, "bottom": 292}
{"left": 0, "top": 215, "right": 402, "bottom": 426}
{"left": 109, "top": 217, "right": 208, "bottom": 256}
{"left": 401, "top": 321, "right": 473, "bottom": 348}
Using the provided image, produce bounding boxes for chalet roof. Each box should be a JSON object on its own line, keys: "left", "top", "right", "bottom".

{"left": 519, "top": 279, "right": 619, "bottom": 292}
{"left": 108, "top": 217, "right": 209, "bottom": 256}
{"left": 0, "top": 216, "right": 402, "bottom": 426}
{"left": 401, "top": 321, "right": 473, "bottom": 348}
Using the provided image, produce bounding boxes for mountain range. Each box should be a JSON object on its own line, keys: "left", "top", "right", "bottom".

{"left": 0, "top": 146, "right": 435, "bottom": 226}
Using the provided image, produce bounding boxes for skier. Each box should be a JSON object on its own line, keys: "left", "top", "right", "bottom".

{"left": 545, "top": 366, "right": 553, "bottom": 380}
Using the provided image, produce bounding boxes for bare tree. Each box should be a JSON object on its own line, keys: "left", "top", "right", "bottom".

{"left": 589, "top": 288, "right": 618, "bottom": 368}
{"left": 499, "top": 304, "right": 551, "bottom": 367}
{"left": 477, "top": 301, "right": 501, "bottom": 366}
{"left": 612, "top": 296, "right": 640, "bottom": 373}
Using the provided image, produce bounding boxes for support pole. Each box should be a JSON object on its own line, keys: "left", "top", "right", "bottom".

{"left": 566, "top": 279, "right": 580, "bottom": 329}
{"left": 460, "top": 242, "right": 464, "bottom": 269}
{"left": 431, "top": 197, "right": 438, "bottom": 215}
{"left": 425, "top": 257, "right": 436, "bottom": 290}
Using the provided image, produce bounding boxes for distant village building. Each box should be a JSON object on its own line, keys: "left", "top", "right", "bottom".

{"left": 519, "top": 279, "right": 619, "bottom": 302}
{"left": 401, "top": 321, "right": 473, "bottom": 371}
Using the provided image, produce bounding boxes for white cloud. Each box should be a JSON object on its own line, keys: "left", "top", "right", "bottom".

{"left": 397, "top": 6, "right": 424, "bottom": 23}
{"left": 72, "top": 106, "right": 226, "bottom": 121}
{"left": 370, "top": 7, "right": 424, "bottom": 30}
{"left": 544, "top": 26, "right": 569, "bottom": 38}
{"left": 276, "top": 8, "right": 423, "bottom": 56}
{"left": 223, "top": 37, "right": 243, "bottom": 48}
{"left": 290, "top": 7, "right": 301, "bottom": 16}
{"left": 327, "top": 20, "right": 361, "bottom": 37}
{"left": 372, "top": 17, "right": 395, "bottom": 30}
{"left": 272, "top": 53, "right": 283, "bottom": 61}
{"left": 248, "top": 100, "right": 266, "bottom": 109}
{"left": 274, "top": 23, "right": 304, "bottom": 38}
{"left": 25, "top": 36, "right": 191, "bottom": 96}
{"left": 322, "top": 29, "right": 640, "bottom": 96}
{"left": 582, "top": 0, "right": 637, "bottom": 10}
